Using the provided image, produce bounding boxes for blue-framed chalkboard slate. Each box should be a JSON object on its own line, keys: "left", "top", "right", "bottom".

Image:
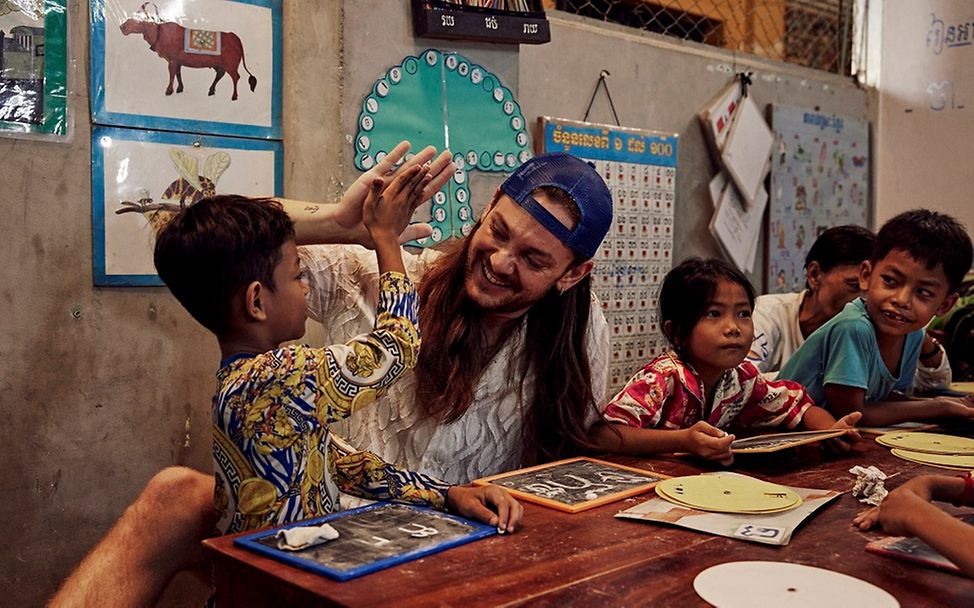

{"left": 233, "top": 502, "right": 496, "bottom": 581}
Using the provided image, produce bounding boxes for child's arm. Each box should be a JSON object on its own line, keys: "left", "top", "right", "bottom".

{"left": 330, "top": 438, "right": 522, "bottom": 533}
{"left": 360, "top": 164, "right": 429, "bottom": 276}
{"left": 824, "top": 384, "right": 974, "bottom": 426}
{"left": 280, "top": 141, "right": 454, "bottom": 247}
{"left": 591, "top": 362, "right": 734, "bottom": 464}
{"left": 589, "top": 421, "right": 735, "bottom": 465}
{"left": 853, "top": 475, "right": 974, "bottom": 578}
{"left": 798, "top": 407, "right": 861, "bottom": 452}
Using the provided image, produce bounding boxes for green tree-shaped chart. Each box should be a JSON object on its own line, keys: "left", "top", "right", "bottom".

{"left": 354, "top": 49, "right": 531, "bottom": 246}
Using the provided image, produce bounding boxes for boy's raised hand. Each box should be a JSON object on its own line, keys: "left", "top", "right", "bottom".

{"left": 684, "top": 421, "right": 735, "bottom": 465}
{"left": 362, "top": 163, "right": 431, "bottom": 243}
{"left": 446, "top": 484, "right": 523, "bottom": 534}
{"left": 338, "top": 141, "right": 454, "bottom": 244}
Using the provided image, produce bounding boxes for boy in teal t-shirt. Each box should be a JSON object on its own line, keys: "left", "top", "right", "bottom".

{"left": 779, "top": 209, "right": 974, "bottom": 426}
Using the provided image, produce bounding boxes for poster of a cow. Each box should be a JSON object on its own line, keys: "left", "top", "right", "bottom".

{"left": 90, "top": 0, "right": 281, "bottom": 139}
{"left": 92, "top": 126, "right": 282, "bottom": 286}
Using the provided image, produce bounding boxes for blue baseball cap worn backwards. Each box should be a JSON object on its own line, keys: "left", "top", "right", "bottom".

{"left": 499, "top": 152, "right": 613, "bottom": 259}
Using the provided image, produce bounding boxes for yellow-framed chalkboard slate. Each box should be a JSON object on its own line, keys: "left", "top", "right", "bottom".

{"left": 474, "top": 457, "right": 668, "bottom": 513}
{"left": 234, "top": 502, "right": 496, "bottom": 581}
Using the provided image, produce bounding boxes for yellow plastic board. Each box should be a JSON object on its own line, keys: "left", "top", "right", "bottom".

{"left": 876, "top": 431, "right": 974, "bottom": 455}
{"left": 890, "top": 448, "right": 974, "bottom": 470}
{"left": 656, "top": 474, "right": 802, "bottom": 514}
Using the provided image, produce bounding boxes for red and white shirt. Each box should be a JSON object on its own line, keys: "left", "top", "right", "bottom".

{"left": 601, "top": 352, "right": 813, "bottom": 432}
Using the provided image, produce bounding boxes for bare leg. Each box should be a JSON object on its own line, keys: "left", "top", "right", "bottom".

{"left": 48, "top": 467, "right": 217, "bottom": 608}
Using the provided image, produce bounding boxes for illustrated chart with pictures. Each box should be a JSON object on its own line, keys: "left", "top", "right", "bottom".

{"left": 768, "top": 105, "right": 869, "bottom": 293}
{"left": 541, "top": 117, "right": 678, "bottom": 393}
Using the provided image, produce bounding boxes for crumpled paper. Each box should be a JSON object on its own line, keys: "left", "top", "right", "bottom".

{"left": 849, "top": 465, "right": 889, "bottom": 506}
{"left": 275, "top": 522, "right": 340, "bottom": 551}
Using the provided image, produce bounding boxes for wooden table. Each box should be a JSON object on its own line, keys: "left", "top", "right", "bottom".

{"left": 203, "top": 439, "right": 974, "bottom": 607}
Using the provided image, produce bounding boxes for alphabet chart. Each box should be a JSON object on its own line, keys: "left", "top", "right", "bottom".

{"left": 541, "top": 117, "right": 679, "bottom": 392}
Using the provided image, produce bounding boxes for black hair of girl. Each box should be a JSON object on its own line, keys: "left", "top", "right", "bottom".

{"left": 658, "top": 257, "right": 756, "bottom": 353}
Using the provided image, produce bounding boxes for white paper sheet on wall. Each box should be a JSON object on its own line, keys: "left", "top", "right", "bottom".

{"left": 699, "top": 78, "right": 743, "bottom": 159}
{"left": 709, "top": 179, "right": 768, "bottom": 273}
{"left": 721, "top": 95, "right": 773, "bottom": 208}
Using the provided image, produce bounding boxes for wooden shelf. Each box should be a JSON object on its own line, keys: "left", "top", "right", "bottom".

{"left": 411, "top": 1, "right": 551, "bottom": 45}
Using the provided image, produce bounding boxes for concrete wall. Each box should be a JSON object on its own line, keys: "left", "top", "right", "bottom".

{"left": 0, "top": 1, "right": 342, "bottom": 606}
{"left": 874, "top": 0, "right": 974, "bottom": 228}
{"left": 520, "top": 12, "right": 870, "bottom": 290}
{"left": 0, "top": 2, "right": 868, "bottom": 606}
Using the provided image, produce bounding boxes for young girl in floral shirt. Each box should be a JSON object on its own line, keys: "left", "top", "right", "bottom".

{"left": 590, "top": 258, "right": 859, "bottom": 465}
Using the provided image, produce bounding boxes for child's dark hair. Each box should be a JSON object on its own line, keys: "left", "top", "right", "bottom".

{"left": 873, "top": 209, "right": 973, "bottom": 292}
{"left": 153, "top": 195, "right": 294, "bottom": 334}
{"left": 658, "top": 258, "right": 756, "bottom": 351}
{"left": 804, "top": 224, "right": 874, "bottom": 287}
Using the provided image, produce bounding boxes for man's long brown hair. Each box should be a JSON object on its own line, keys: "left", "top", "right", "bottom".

{"left": 414, "top": 189, "right": 599, "bottom": 465}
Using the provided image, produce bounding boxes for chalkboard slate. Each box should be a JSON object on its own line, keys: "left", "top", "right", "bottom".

{"left": 730, "top": 429, "right": 847, "bottom": 454}
{"left": 233, "top": 502, "right": 496, "bottom": 581}
{"left": 866, "top": 514, "right": 974, "bottom": 574}
{"left": 474, "top": 457, "right": 668, "bottom": 513}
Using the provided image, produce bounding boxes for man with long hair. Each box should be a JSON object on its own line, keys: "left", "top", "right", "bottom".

{"left": 298, "top": 150, "right": 613, "bottom": 483}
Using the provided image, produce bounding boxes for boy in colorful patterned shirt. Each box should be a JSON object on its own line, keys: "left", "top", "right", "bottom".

{"left": 153, "top": 172, "right": 522, "bottom": 535}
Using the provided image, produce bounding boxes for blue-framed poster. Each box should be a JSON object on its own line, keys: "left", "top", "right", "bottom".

{"left": 234, "top": 502, "right": 496, "bottom": 581}
{"left": 0, "top": 0, "right": 68, "bottom": 136}
{"left": 541, "top": 116, "right": 679, "bottom": 393}
{"left": 90, "top": 0, "right": 281, "bottom": 139}
{"left": 92, "top": 126, "right": 283, "bottom": 286}
{"left": 767, "top": 105, "right": 869, "bottom": 293}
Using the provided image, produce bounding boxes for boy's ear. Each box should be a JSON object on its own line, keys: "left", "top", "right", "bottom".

{"left": 858, "top": 260, "right": 873, "bottom": 292}
{"left": 936, "top": 291, "right": 960, "bottom": 317}
{"left": 244, "top": 281, "right": 269, "bottom": 322}
{"left": 806, "top": 261, "right": 822, "bottom": 290}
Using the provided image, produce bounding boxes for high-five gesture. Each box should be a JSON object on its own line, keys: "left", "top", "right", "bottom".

{"left": 282, "top": 141, "right": 454, "bottom": 247}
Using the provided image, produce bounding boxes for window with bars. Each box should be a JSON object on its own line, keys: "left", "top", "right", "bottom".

{"left": 546, "top": 0, "right": 855, "bottom": 75}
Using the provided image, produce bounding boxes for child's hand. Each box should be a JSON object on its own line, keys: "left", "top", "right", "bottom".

{"left": 338, "top": 141, "right": 454, "bottom": 245}
{"left": 447, "top": 484, "right": 523, "bottom": 534}
{"left": 684, "top": 421, "right": 735, "bottom": 465}
{"left": 855, "top": 484, "right": 931, "bottom": 536}
{"left": 854, "top": 476, "right": 937, "bottom": 531}
{"left": 938, "top": 396, "right": 974, "bottom": 419}
{"left": 852, "top": 505, "right": 881, "bottom": 530}
{"left": 363, "top": 164, "right": 431, "bottom": 242}
{"left": 823, "top": 411, "right": 862, "bottom": 453}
